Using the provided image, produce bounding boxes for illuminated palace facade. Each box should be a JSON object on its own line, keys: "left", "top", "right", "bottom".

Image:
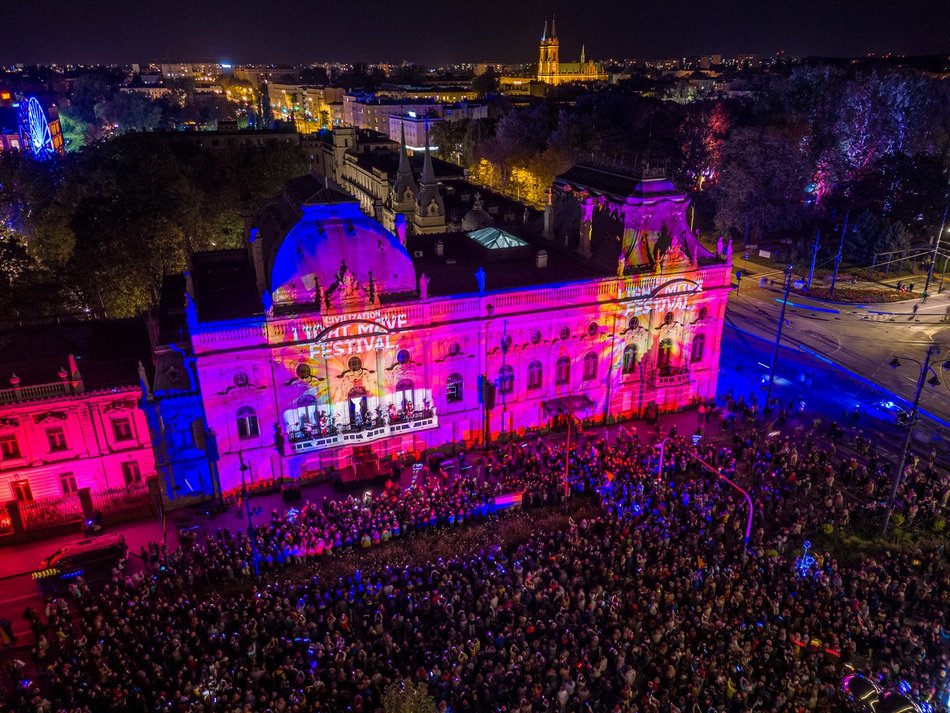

{"left": 183, "top": 163, "right": 731, "bottom": 492}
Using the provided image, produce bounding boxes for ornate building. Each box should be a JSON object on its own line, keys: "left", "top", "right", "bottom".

{"left": 179, "top": 163, "right": 731, "bottom": 493}
{"left": 537, "top": 18, "right": 608, "bottom": 86}
{"left": 0, "top": 320, "right": 156, "bottom": 521}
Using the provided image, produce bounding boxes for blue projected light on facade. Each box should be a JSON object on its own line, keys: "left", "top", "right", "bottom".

{"left": 18, "top": 97, "right": 56, "bottom": 160}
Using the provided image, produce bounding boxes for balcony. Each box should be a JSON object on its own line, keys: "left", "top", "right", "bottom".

{"left": 650, "top": 367, "right": 692, "bottom": 387}
{"left": 0, "top": 381, "right": 75, "bottom": 405}
{"left": 286, "top": 408, "right": 439, "bottom": 454}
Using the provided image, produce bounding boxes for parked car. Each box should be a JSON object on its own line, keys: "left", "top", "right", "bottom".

{"left": 33, "top": 533, "right": 127, "bottom": 583}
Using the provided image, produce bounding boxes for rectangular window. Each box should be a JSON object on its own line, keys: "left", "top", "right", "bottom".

{"left": 60, "top": 472, "right": 78, "bottom": 495}
{"left": 0, "top": 434, "right": 21, "bottom": 460}
{"left": 121, "top": 461, "right": 142, "bottom": 486}
{"left": 112, "top": 417, "right": 134, "bottom": 442}
{"left": 46, "top": 427, "right": 68, "bottom": 452}
{"left": 11, "top": 479, "right": 33, "bottom": 502}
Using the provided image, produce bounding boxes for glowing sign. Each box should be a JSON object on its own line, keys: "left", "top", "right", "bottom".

{"left": 622, "top": 276, "right": 703, "bottom": 300}
{"left": 624, "top": 295, "right": 689, "bottom": 317}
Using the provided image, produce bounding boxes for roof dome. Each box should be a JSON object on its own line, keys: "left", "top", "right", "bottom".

{"left": 461, "top": 192, "right": 493, "bottom": 231}
{"left": 268, "top": 201, "right": 416, "bottom": 307}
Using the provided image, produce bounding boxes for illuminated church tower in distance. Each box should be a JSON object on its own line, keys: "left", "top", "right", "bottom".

{"left": 536, "top": 17, "right": 608, "bottom": 86}
{"left": 537, "top": 17, "right": 561, "bottom": 84}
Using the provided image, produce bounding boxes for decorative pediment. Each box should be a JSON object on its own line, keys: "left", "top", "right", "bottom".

{"left": 33, "top": 411, "right": 68, "bottom": 424}
{"left": 104, "top": 400, "right": 137, "bottom": 414}
{"left": 0, "top": 416, "right": 20, "bottom": 431}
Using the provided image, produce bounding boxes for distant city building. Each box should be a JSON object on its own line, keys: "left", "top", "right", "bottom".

{"left": 267, "top": 84, "right": 345, "bottom": 132}
{"left": 343, "top": 95, "right": 443, "bottom": 135}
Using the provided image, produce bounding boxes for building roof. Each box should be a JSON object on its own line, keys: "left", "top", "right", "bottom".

{"left": 0, "top": 318, "right": 152, "bottom": 395}
{"left": 191, "top": 250, "right": 262, "bottom": 323}
{"left": 555, "top": 163, "right": 684, "bottom": 202}
{"left": 406, "top": 228, "right": 606, "bottom": 299}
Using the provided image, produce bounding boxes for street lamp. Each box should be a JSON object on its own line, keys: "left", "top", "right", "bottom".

{"left": 764, "top": 264, "right": 794, "bottom": 413}
{"left": 688, "top": 451, "right": 754, "bottom": 561}
{"left": 882, "top": 344, "right": 942, "bottom": 535}
{"left": 238, "top": 452, "right": 260, "bottom": 577}
{"left": 656, "top": 436, "right": 672, "bottom": 484}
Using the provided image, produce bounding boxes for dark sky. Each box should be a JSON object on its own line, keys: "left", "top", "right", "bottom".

{"left": 3, "top": 1, "right": 949, "bottom": 65}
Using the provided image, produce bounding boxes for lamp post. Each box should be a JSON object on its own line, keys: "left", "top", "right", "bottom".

{"left": 829, "top": 210, "right": 849, "bottom": 299}
{"left": 656, "top": 436, "right": 672, "bottom": 484}
{"left": 238, "top": 452, "right": 260, "bottom": 577}
{"left": 922, "top": 206, "right": 947, "bottom": 301}
{"left": 764, "top": 264, "right": 794, "bottom": 414}
{"left": 688, "top": 451, "right": 754, "bottom": 560}
{"left": 882, "top": 345, "right": 941, "bottom": 535}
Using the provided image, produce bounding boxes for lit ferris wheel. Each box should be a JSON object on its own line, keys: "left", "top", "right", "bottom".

{"left": 18, "top": 96, "right": 56, "bottom": 159}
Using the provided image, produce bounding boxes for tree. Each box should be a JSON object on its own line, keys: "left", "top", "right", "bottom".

{"left": 382, "top": 683, "right": 436, "bottom": 713}
{"left": 472, "top": 67, "right": 500, "bottom": 98}
{"left": 713, "top": 126, "right": 809, "bottom": 243}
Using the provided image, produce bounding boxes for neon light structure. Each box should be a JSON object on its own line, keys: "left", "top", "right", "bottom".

{"left": 795, "top": 540, "right": 816, "bottom": 578}
{"left": 18, "top": 97, "right": 56, "bottom": 159}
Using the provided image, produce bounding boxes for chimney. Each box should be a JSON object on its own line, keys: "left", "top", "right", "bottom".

{"left": 536, "top": 250, "right": 548, "bottom": 269}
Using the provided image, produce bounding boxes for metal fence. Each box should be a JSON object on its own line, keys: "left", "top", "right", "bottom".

{"left": 90, "top": 482, "right": 152, "bottom": 515}
{"left": 18, "top": 493, "right": 83, "bottom": 530}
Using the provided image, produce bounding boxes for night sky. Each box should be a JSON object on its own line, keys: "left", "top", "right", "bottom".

{"left": 3, "top": 0, "right": 949, "bottom": 65}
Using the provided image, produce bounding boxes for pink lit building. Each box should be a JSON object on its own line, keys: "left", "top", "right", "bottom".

{"left": 184, "top": 162, "right": 732, "bottom": 493}
{"left": 0, "top": 320, "right": 156, "bottom": 513}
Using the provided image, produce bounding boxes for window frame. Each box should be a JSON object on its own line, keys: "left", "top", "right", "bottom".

{"left": 446, "top": 373, "right": 463, "bottom": 403}
{"left": 621, "top": 344, "right": 638, "bottom": 374}
{"left": 111, "top": 416, "right": 135, "bottom": 442}
{"left": 46, "top": 426, "right": 68, "bottom": 453}
{"left": 0, "top": 433, "right": 22, "bottom": 460}
{"left": 236, "top": 406, "right": 260, "bottom": 440}
{"left": 60, "top": 471, "right": 78, "bottom": 495}
{"left": 527, "top": 360, "right": 543, "bottom": 390}
{"left": 555, "top": 356, "right": 571, "bottom": 386}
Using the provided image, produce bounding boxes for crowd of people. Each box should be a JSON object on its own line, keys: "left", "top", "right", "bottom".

{"left": 2, "top": 410, "right": 947, "bottom": 713}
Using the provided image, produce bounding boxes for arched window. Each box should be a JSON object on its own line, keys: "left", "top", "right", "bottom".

{"left": 622, "top": 345, "right": 638, "bottom": 374}
{"left": 527, "top": 360, "right": 543, "bottom": 390}
{"left": 498, "top": 364, "right": 514, "bottom": 394}
{"left": 691, "top": 334, "right": 706, "bottom": 363}
{"left": 555, "top": 356, "right": 570, "bottom": 385}
{"left": 628, "top": 316, "right": 640, "bottom": 331}
{"left": 658, "top": 339, "right": 675, "bottom": 371}
{"left": 583, "top": 352, "right": 598, "bottom": 381}
{"left": 236, "top": 406, "right": 259, "bottom": 439}
{"left": 664, "top": 311, "right": 674, "bottom": 326}
{"left": 446, "top": 373, "right": 463, "bottom": 403}
{"left": 697, "top": 306, "right": 709, "bottom": 321}
{"left": 396, "top": 379, "right": 414, "bottom": 408}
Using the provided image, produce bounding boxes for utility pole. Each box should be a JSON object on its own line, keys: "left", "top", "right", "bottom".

{"left": 806, "top": 229, "right": 820, "bottom": 290}
{"left": 829, "top": 210, "right": 849, "bottom": 298}
{"left": 922, "top": 206, "right": 948, "bottom": 301}
{"left": 883, "top": 345, "right": 939, "bottom": 535}
{"left": 765, "top": 265, "right": 794, "bottom": 413}
{"left": 238, "top": 452, "right": 260, "bottom": 577}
